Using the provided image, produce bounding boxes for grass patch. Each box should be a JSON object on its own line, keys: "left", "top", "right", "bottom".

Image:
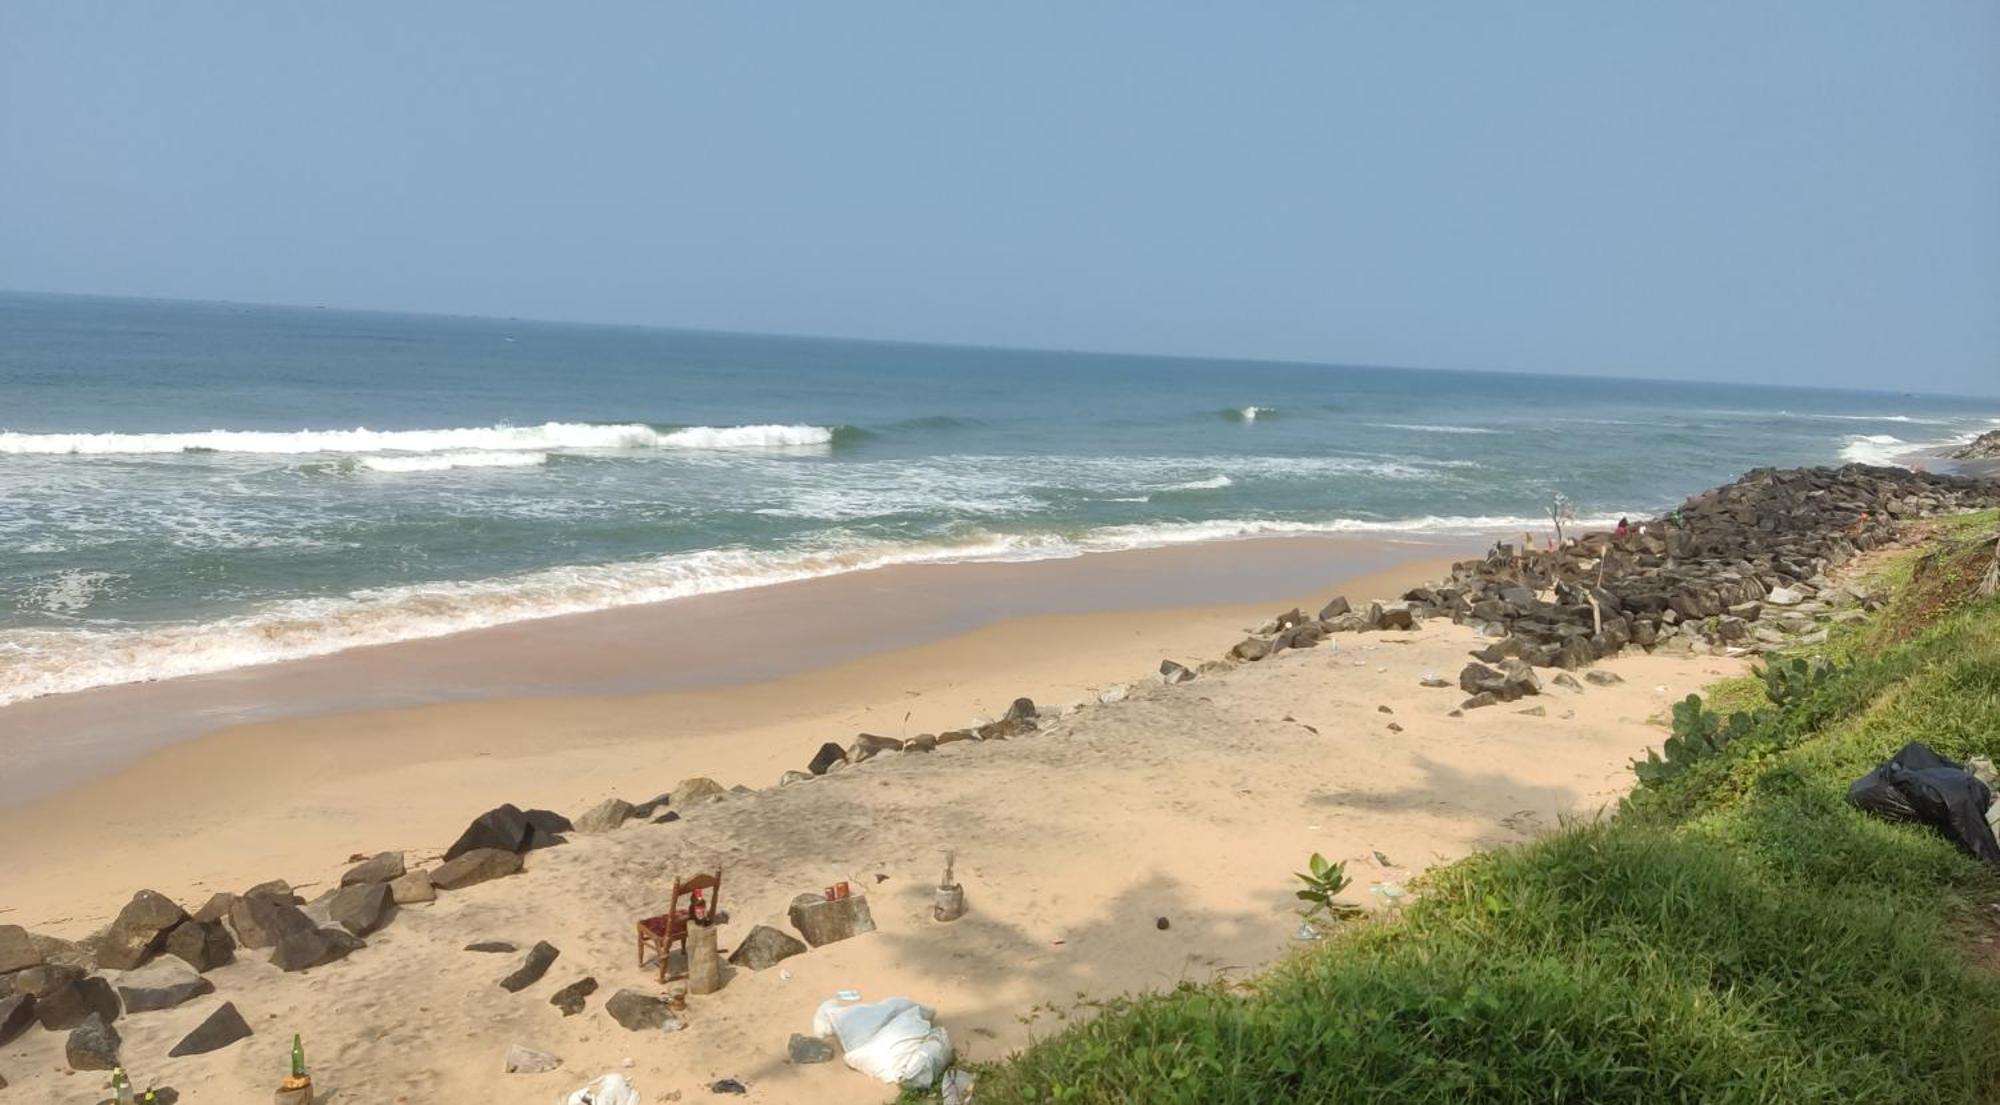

{"left": 966, "top": 521, "right": 2000, "bottom": 1105}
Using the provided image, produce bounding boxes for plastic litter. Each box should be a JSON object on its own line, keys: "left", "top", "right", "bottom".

{"left": 1848, "top": 741, "right": 2000, "bottom": 869}
{"left": 564, "top": 1073, "right": 640, "bottom": 1105}
{"left": 811, "top": 996, "right": 953, "bottom": 1086}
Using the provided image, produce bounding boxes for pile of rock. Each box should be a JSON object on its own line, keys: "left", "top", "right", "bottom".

{"left": 783, "top": 698, "right": 1044, "bottom": 785}
{"left": 1952, "top": 430, "right": 2000, "bottom": 461}
{"left": 1226, "top": 465, "right": 2000, "bottom": 673}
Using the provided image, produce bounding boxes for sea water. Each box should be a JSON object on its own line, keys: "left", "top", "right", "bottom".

{"left": 2, "top": 290, "right": 1993, "bottom": 705}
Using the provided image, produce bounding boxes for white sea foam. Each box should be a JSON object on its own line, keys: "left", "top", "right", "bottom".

{"left": 0, "top": 422, "right": 837, "bottom": 456}
{"left": 1374, "top": 424, "right": 1499, "bottom": 434}
{"left": 1158, "top": 475, "right": 1234, "bottom": 491}
{"left": 1839, "top": 434, "right": 1932, "bottom": 466}
{"left": 357, "top": 451, "right": 549, "bottom": 473}
{"left": 1232, "top": 406, "right": 1272, "bottom": 422}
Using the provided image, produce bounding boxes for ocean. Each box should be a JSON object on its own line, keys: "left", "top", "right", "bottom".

{"left": 2, "top": 290, "right": 1993, "bottom": 707}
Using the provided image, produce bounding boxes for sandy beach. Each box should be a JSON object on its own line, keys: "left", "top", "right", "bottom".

{"left": 0, "top": 537, "right": 1740, "bottom": 1102}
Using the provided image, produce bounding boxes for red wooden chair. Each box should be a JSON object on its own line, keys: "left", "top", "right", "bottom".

{"left": 637, "top": 870, "right": 721, "bottom": 982}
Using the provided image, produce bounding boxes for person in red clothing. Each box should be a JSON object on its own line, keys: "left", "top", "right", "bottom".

{"left": 1615, "top": 516, "right": 1630, "bottom": 540}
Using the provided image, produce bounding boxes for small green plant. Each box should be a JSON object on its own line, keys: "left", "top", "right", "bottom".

{"left": 1759, "top": 654, "right": 1837, "bottom": 707}
{"left": 1633, "top": 693, "right": 1760, "bottom": 788}
{"left": 1294, "top": 852, "right": 1359, "bottom": 921}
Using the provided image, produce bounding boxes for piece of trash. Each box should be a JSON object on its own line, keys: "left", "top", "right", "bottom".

{"left": 1848, "top": 741, "right": 2000, "bottom": 868}
{"left": 941, "top": 1068, "right": 977, "bottom": 1105}
{"left": 1293, "top": 922, "right": 1320, "bottom": 941}
{"left": 779, "top": 969, "right": 793, "bottom": 982}
{"left": 1371, "top": 882, "right": 1406, "bottom": 904}
{"left": 812, "top": 996, "right": 954, "bottom": 1086}
{"left": 837, "top": 990, "right": 862, "bottom": 1002}
{"left": 565, "top": 1073, "right": 640, "bottom": 1105}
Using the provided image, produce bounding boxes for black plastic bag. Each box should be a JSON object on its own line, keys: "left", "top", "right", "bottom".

{"left": 1847, "top": 741, "right": 2000, "bottom": 869}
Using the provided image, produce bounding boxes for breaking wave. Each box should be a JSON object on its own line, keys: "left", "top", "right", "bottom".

{"left": 1375, "top": 423, "right": 1499, "bottom": 435}
{"left": 357, "top": 451, "right": 549, "bottom": 473}
{"left": 0, "top": 422, "right": 841, "bottom": 456}
{"left": 1222, "top": 406, "right": 1275, "bottom": 422}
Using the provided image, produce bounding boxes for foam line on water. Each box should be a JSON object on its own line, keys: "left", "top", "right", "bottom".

{"left": 0, "top": 422, "right": 837, "bottom": 456}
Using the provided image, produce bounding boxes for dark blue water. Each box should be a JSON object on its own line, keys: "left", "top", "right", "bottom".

{"left": 2, "top": 290, "right": 1992, "bottom": 704}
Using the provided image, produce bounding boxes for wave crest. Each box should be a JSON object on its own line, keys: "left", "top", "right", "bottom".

{"left": 0, "top": 421, "right": 841, "bottom": 456}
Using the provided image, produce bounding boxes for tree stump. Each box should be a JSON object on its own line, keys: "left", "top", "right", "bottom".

{"left": 686, "top": 924, "right": 722, "bottom": 996}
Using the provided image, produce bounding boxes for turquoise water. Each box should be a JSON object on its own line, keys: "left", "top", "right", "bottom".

{"left": 2, "top": 290, "right": 1994, "bottom": 704}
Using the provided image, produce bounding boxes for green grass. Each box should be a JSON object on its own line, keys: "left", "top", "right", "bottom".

{"left": 963, "top": 521, "right": 2000, "bottom": 1105}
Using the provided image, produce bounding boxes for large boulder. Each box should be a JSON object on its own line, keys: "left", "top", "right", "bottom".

{"left": 0, "top": 924, "right": 41, "bottom": 974}
{"left": 96, "top": 890, "right": 188, "bottom": 971}
{"left": 1231, "top": 637, "right": 1271, "bottom": 662}
{"left": 605, "top": 988, "right": 681, "bottom": 1032}
{"left": 270, "top": 926, "right": 364, "bottom": 972}
{"left": 1318, "top": 596, "right": 1351, "bottom": 620}
{"left": 65, "top": 1012, "right": 121, "bottom": 1071}
{"left": 34, "top": 975, "right": 120, "bottom": 1030}
{"left": 328, "top": 882, "right": 394, "bottom": 936}
{"left": 390, "top": 870, "right": 437, "bottom": 904}
{"left": 341, "top": 851, "right": 407, "bottom": 886}
{"left": 0, "top": 993, "right": 34, "bottom": 1047}
{"left": 162, "top": 919, "right": 234, "bottom": 973}
{"left": 168, "top": 1001, "right": 252, "bottom": 1057}
{"left": 445, "top": 804, "right": 532, "bottom": 860}
{"left": 573, "top": 797, "right": 636, "bottom": 834}
{"left": 727, "top": 925, "right": 807, "bottom": 971}
{"left": 114, "top": 957, "right": 214, "bottom": 1013}
{"left": 431, "top": 848, "right": 524, "bottom": 890}
{"left": 228, "top": 894, "right": 317, "bottom": 950}
{"left": 787, "top": 892, "right": 877, "bottom": 948}
{"left": 522, "top": 809, "right": 572, "bottom": 849}
{"left": 499, "top": 941, "right": 560, "bottom": 993}
{"left": 807, "top": 742, "right": 848, "bottom": 776}
{"left": 191, "top": 893, "right": 235, "bottom": 925}
{"left": 10, "top": 962, "right": 84, "bottom": 999}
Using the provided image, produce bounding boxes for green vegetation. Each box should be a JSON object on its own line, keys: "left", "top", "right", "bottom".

{"left": 1292, "top": 852, "right": 1357, "bottom": 924}
{"left": 968, "top": 517, "right": 2000, "bottom": 1104}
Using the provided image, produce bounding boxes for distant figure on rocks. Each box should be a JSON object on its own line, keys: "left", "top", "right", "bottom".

{"left": 1615, "top": 517, "right": 1630, "bottom": 540}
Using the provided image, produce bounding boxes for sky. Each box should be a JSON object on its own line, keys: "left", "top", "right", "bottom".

{"left": 2, "top": 2, "right": 1996, "bottom": 395}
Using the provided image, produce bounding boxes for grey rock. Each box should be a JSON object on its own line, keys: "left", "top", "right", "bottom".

{"left": 1318, "top": 596, "right": 1351, "bottom": 620}
{"left": 778, "top": 770, "right": 814, "bottom": 786}
{"left": 96, "top": 890, "right": 188, "bottom": 971}
{"left": 629, "top": 792, "right": 673, "bottom": 818}
{"left": 242, "top": 879, "right": 296, "bottom": 902}
{"left": 389, "top": 869, "right": 436, "bottom": 905}
{"left": 34, "top": 975, "right": 119, "bottom": 1030}
{"left": 499, "top": 941, "right": 560, "bottom": 992}
{"left": 341, "top": 851, "right": 407, "bottom": 886}
{"left": 521, "top": 808, "right": 573, "bottom": 850}
{"left": 1584, "top": 669, "right": 1625, "bottom": 686}
{"left": 162, "top": 919, "right": 234, "bottom": 973}
{"left": 228, "top": 894, "right": 317, "bottom": 950}
{"left": 1231, "top": 637, "right": 1271, "bottom": 662}
{"left": 329, "top": 881, "right": 394, "bottom": 936}
{"left": 904, "top": 734, "right": 938, "bottom": 753}
{"left": 549, "top": 976, "right": 598, "bottom": 1016}
{"left": 114, "top": 957, "right": 214, "bottom": 1012}
{"left": 0, "top": 993, "right": 34, "bottom": 1047}
{"left": 672, "top": 777, "right": 728, "bottom": 806}
{"left": 65, "top": 1012, "right": 120, "bottom": 1071}
{"left": 1516, "top": 705, "right": 1547, "bottom": 717}
{"left": 431, "top": 848, "right": 524, "bottom": 890}
{"left": 574, "top": 797, "right": 636, "bottom": 834}
{"left": 191, "top": 892, "right": 235, "bottom": 925}
{"left": 505, "top": 1043, "right": 562, "bottom": 1074}
{"left": 848, "top": 734, "right": 904, "bottom": 762}
{"left": 168, "top": 1000, "right": 252, "bottom": 1057}
{"left": 787, "top": 892, "right": 876, "bottom": 948}
{"left": 10, "top": 962, "right": 84, "bottom": 999}
{"left": 1551, "top": 672, "right": 1584, "bottom": 692}
{"left": 1419, "top": 675, "right": 1452, "bottom": 688}
{"left": 270, "top": 926, "right": 364, "bottom": 972}
{"left": 787, "top": 1033, "right": 834, "bottom": 1064}
{"left": 0, "top": 925, "right": 40, "bottom": 974}
{"left": 726, "top": 925, "right": 807, "bottom": 971}
{"left": 1159, "top": 659, "right": 1196, "bottom": 684}
{"left": 445, "top": 804, "right": 532, "bottom": 860}
{"left": 1766, "top": 585, "right": 1804, "bottom": 606}
{"left": 1461, "top": 691, "right": 1499, "bottom": 710}
{"left": 935, "top": 729, "right": 979, "bottom": 745}
{"left": 808, "top": 742, "right": 848, "bottom": 776}
{"left": 605, "top": 988, "right": 678, "bottom": 1031}
{"left": 711, "top": 1078, "right": 748, "bottom": 1094}
{"left": 465, "top": 941, "right": 517, "bottom": 953}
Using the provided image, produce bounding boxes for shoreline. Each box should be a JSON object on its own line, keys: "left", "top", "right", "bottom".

{"left": 0, "top": 535, "right": 1475, "bottom": 932}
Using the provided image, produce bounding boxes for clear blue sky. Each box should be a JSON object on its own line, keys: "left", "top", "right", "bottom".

{"left": 3, "top": 2, "right": 1995, "bottom": 394}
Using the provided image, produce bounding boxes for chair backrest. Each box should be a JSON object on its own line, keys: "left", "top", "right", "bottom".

{"left": 668, "top": 870, "right": 722, "bottom": 917}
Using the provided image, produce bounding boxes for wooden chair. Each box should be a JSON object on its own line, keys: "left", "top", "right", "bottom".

{"left": 637, "top": 870, "right": 721, "bottom": 982}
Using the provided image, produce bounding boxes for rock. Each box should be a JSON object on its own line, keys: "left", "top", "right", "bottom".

{"left": 431, "top": 848, "right": 524, "bottom": 890}
{"left": 1377, "top": 705, "right": 1393, "bottom": 714}
{"left": 270, "top": 926, "right": 364, "bottom": 972}
{"left": 1378, "top": 605, "right": 1415, "bottom": 631}
{"left": 1766, "top": 586, "right": 1804, "bottom": 606}
{"left": 1584, "top": 669, "right": 1624, "bottom": 686}
{"left": 1551, "top": 672, "right": 1584, "bottom": 692}
{"left": 1159, "top": 659, "right": 1196, "bottom": 684}
{"left": 936, "top": 728, "right": 980, "bottom": 744}
{"left": 329, "top": 882, "right": 395, "bottom": 937}
{"left": 1318, "top": 596, "right": 1351, "bottom": 620}
{"left": 605, "top": 988, "right": 679, "bottom": 1031}
{"left": 1461, "top": 692, "right": 1499, "bottom": 710}
{"left": 629, "top": 792, "right": 673, "bottom": 818}
{"left": 161, "top": 920, "right": 234, "bottom": 973}
{"left": 465, "top": 941, "right": 517, "bottom": 953}
{"left": 500, "top": 941, "right": 560, "bottom": 992}
{"left": 808, "top": 741, "right": 848, "bottom": 775}
{"left": 389, "top": 870, "right": 436, "bottom": 905}
{"left": 1447, "top": 708, "right": 1464, "bottom": 718}
{"left": 444, "top": 804, "right": 533, "bottom": 860}
{"left": 1497, "top": 657, "right": 1542, "bottom": 696}
{"left": 505, "top": 1044, "right": 562, "bottom": 1074}
{"left": 788, "top": 1033, "right": 835, "bottom": 1064}
{"left": 228, "top": 894, "right": 318, "bottom": 950}
{"left": 341, "top": 851, "right": 407, "bottom": 886}
{"left": 549, "top": 976, "right": 598, "bottom": 1016}
{"left": 1231, "top": 637, "right": 1271, "bottom": 662}
{"left": 0, "top": 993, "right": 34, "bottom": 1047}
{"left": 522, "top": 808, "right": 573, "bottom": 849}
{"left": 114, "top": 957, "right": 213, "bottom": 1013}
{"left": 653, "top": 810, "right": 683, "bottom": 823}
{"left": 779, "top": 770, "right": 815, "bottom": 786}
{"left": 727, "top": 925, "right": 807, "bottom": 971}
{"left": 712, "top": 1079, "right": 748, "bottom": 1095}
{"left": 1155, "top": 916, "right": 1170, "bottom": 931}
{"left": 1386, "top": 722, "right": 1403, "bottom": 732}
{"left": 1419, "top": 675, "right": 1451, "bottom": 688}
{"left": 848, "top": 734, "right": 904, "bottom": 762}
{"left": 672, "top": 777, "right": 728, "bottom": 806}
{"left": 242, "top": 879, "right": 296, "bottom": 902}
{"left": 573, "top": 797, "right": 638, "bottom": 835}
{"left": 1516, "top": 705, "right": 1547, "bottom": 717}
{"left": 191, "top": 893, "right": 235, "bottom": 925}
{"left": 96, "top": 890, "right": 188, "bottom": 971}
{"left": 34, "top": 975, "right": 119, "bottom": 1030}
{"left": 167, "top": 1001, "right": 252, "bottom": 1057}
{"left": 1098, "top": 685, "right": 1130, "bottom": 705}
{"left": 11, "top": 962, "right": 83, "bottom": 999}
{"left": 0, "top": 925, "right": 40, "bottom": 974}
{"left": 904, "top": 733, "right": 938, "bottom": 753}
{"left": 787, "top": 892, "right": 877, "bottom": 948}
{"left": 1459, "top": 662, "right": 1505, "bottom": 694}
{"left": 65, "top": 1012, "right": 120, "bottom": 1071}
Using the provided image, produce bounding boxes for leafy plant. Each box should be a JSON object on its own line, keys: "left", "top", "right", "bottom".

{"left": 1294, "top": 852, "right": 1358, "bottom": 922}
{"left": 1759, "top": 654, "right": 1836, "bottom": 707}
{"left": 1633, "top": 694, "right": 1761, "bottom": 788}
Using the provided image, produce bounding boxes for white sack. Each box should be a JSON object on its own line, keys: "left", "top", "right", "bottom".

{"left": 811, "top": 996, "right": 954, "bottom": 1085}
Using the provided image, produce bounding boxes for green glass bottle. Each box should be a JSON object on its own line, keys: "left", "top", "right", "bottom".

{"left": 290, "top": 1033, "right": 307, "bottom": 1079}
{"left": 112, "top": 1067, "right": 135, "bottom": 1105}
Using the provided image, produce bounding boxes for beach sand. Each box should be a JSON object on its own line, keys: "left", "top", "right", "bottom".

{"left": 0, "top": 537, "right": 1740, "bottom": 1102}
